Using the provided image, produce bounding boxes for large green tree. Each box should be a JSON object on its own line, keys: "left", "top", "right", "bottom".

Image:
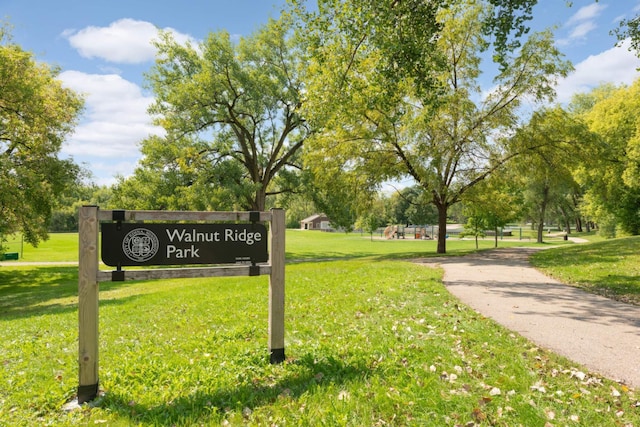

{"left": 576, "top": 80, "right": 640, "bottom": 236}
{"left": 0, "top": 26, "right": 84, "bottom": 247}
{"left": 461, "top": 170, "right": 522, "bottom": 248}
{"left": 120, "top": 16, "right": 309, "bottom": 212}
{"left": 385, "top": 186, "right": 437, "bottom": 227}
{"left": 50, "top": 176, "right": 113, "bottom": 232}
{"left": 512, "top": 107, "right": 594, "bottom": 242}
{"left": 299, "top": 0, "right": 570, "bottom": 253}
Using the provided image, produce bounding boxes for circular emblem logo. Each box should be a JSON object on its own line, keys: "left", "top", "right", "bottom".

{"left": 122, "top": 228, "right": 159, "bottom": 262}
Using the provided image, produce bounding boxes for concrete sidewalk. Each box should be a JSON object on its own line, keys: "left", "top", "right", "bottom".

{"left": 416, "top": 247, "right": 640, "bottom": 389}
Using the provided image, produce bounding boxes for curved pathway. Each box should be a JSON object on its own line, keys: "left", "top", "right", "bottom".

{"left": 416, "top": 247, "right": 640, "bottom": 389}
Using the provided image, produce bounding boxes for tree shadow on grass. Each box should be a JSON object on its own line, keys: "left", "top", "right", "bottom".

{"left": 531, "top": 239, "right": 640, "bottom": 305}
{"left": 0, "top": 266, "right": 145, "bottom": 320}
{"left": 0, "top": 266, "right": 78, "bottom": 318}
{"left": 587, "top": 276, "right": 640, "bottom": 305}
{"left": 98, "top": 352, "right": 370, "bottom": 425}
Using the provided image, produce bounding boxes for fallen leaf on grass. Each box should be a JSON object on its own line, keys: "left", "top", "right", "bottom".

{"left": 571, "top": 370, "right": 586, "bottom": 381}
{"left": 242, "top": 407, "right": 252, "bottom": 418}
{"left": 479, "top": 396, "right": 492, "bottom": 405}
{"left": 338, "top": 390, "right": 350, "bottom": 401}
{"left": 530, "top": 382, "right": 546, "bottom": 393}
{"left": 471, "top": 407, "right": 486, "bottom": 421}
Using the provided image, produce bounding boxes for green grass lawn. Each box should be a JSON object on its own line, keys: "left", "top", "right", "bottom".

{"left": 3, "top": 229, "right": 562, "bottom": 263}
{"left": 3, "top": 233, "right": 78, "bottom": 262}
{"left": 531, "top": 235, "right": 640, "bottom": 305}
{"left": 1, "top": 230, "right": 638, "bottom": 426}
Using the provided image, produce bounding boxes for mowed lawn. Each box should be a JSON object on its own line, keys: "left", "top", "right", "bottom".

{"left": 1, "top": 231, "right": 638, "bottom": 426}
{"left": 531, "top": 236, "right": 640, "bottom": 305}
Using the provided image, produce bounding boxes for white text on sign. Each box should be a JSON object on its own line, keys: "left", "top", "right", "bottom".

{"left": 165, "top": 228, "right": 263, "bottom": 245}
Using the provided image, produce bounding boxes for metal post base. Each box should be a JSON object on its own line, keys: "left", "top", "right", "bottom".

{"left": 77, "top": 382, "right": 99, "bottom": 404}
{"left": 270, "top": 348, "right": 285, "bottom": 364}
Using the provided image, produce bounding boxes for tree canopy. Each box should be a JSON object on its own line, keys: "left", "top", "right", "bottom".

{"left": 298, "top": 0, "right": 570, "bottom": 253}
{"left": 575, "top": 80, "right": 640, "bottom": 236}
{"left": 510, "top": 107, "right": 594, "bottom": 242}
{"left": 116, "top": 16, "right": 309, "bottom": 212}
{"left": 109, "top": 1, "right": 640, "bottom": 245}
{"left": 0, "top": 25, "right": 84, "bottom": 247}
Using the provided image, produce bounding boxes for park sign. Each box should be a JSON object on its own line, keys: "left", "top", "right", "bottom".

{"left": 101, "top": 223, "right": 268, "bottom": 266}
{"left": 77, "top": 208, "right": 286, "bottom": 405}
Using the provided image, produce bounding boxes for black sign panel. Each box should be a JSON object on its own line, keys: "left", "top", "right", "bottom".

{"left": 101, "top": 223, "right": 268, "bottom": 266}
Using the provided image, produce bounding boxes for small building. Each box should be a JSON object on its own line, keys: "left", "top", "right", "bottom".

{"left": 300, "top": 214, "right": 331, "bottom": 230}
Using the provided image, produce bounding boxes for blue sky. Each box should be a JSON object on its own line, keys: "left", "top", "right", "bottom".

{"left": 4, "top": 0, "right": 640, "bottom": 185}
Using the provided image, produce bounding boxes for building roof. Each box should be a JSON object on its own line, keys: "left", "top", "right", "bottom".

{"left": 300, "top": 213, "right": 328, "bottom": 223}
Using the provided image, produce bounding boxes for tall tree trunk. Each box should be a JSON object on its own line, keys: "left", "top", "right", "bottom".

{"left": 494, "top": 225, "right": 498, "bottom": 248}
{"left": 572, "top": 194, "right": 583, "bottom": 232}
{"left": 537, "top": 185, "right": 549, "bottom": 244}
{"left": 537, "top": 220, "right": 545, "bottom": 243}
{"left": 560, "top": 206, "right": 571, "bottom": 234}
{"left": 253, "top": 187, "right": 267, "bottom": 212}
{"left": 436, "top": 202, "right": 448, "bottom": 254}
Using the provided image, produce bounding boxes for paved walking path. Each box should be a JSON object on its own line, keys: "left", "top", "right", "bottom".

{"left": 416, "top": 247, "right": 640, "bottom": 389}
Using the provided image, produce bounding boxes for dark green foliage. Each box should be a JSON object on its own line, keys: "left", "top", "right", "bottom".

{"left": 0, "top": 25, "right": 84, "bottom": 246}
{"left": 614, "top": 11, "right": 640, "bottom": 56}
{"left": 118, "top": 17, "right": 309, "bottom": 211}
{"left": 483, "top": 0, "right": 537, "bottom": 69}
{"left": 617, "top": 189, "right": 640, "bottom": 236}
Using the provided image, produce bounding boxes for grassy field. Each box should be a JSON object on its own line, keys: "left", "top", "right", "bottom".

{"left": 3, "top": 229, "right": 566, "bottom": 263}
{"left": 531, "top": 235, "right": 640, "bottom": 305}
{"left": 1, "top": 231, "right": 638, "bottom": 426}
{"left": 2, "top": 233, "right": 78, "bottom": 262}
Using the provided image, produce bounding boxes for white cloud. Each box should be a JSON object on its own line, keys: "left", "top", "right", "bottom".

{"left": 57, "top": 70, "right": 163, "bottom": 181}
{"left": 566, "top": 3, "right": 607, "bottom": 26}
{"left": 568, "top": 21, "right": 597, "bottom": 40}
{"left": 555, "top": 39, "right": 640, "bottom": 104}
{"left": 64, "top": 18, "right": 195, "bottom": 64}
{"left": 557, "top": 3, "right": 607, "bottom": 46}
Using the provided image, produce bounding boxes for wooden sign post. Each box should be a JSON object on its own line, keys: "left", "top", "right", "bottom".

{"left": 77, "top": 207, "right": 285, "bottom": 404}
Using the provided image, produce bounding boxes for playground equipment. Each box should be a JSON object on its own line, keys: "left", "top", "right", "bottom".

{"left": 382, "top": 225, "right": 434, "bottom": 240}
{"left": 383, "top": 225, "right": 405, "bottom": 239}
{"left": 413, "top": 226, "right": 433, "bottom": 240}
